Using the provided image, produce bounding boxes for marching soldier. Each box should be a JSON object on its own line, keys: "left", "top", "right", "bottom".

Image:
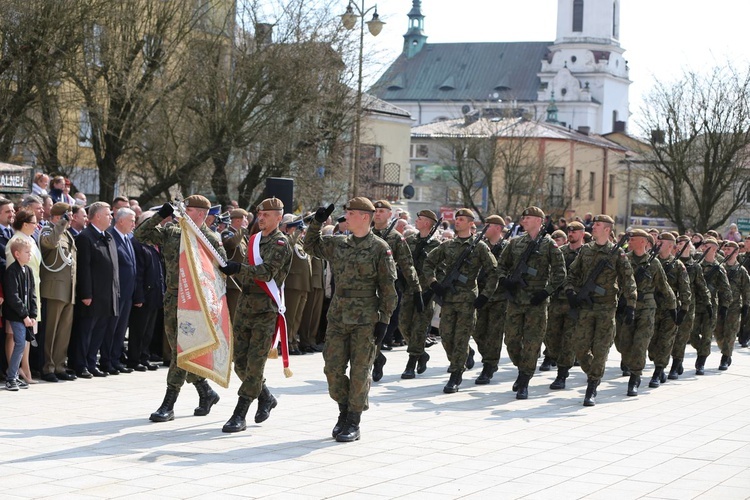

{"left": 565, "top": 215, "right": 637, "bottom": 406}
{"left": 135, "top": 195, "right": 225, "bottom": 422}
{"left": 717, "top": 241, "right": 749, "bottom": 370}
{"left": 221, "top": 209, "right": 249, "bottom": 323}
{"left": 303, "top": 198, "right": 397, "bottom": 442}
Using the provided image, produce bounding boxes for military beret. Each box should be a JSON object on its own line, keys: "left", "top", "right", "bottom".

{"left": 454, "top": 208, "right": 475, "bottom": 219}
{"left": 629, "top": 228, "right": 650, "bottom": 239}
{"left": 484, "top": 214, "right": 505, "bottom": 225}
{"left": 593, "top": 214, "right": 615, "bottom": 224}
{"left": 522, "top": 206, "right": 545, "bottom": 219}
{"left": 657, "top": 232, "right": 676, "bottom": 242}
{"left": 208, "top": 205, "right": 221, "bottom": 216}
{"left": 344, "top": 197, "right": 375, "bottom": 212}
{"left": 693, "top": 233, "right": 704, "bottom": 241}
{"left": 551, "top": 229, "right": 567, "bottom": 240}
{"left": 184, "top": 194, "right": 211, "bottom": 210}
{"left": 417, "top": 209, "right": 438, "bottom": 222}
{"left": 724, "top": 241, "right": 739, "bottom": 250}
{"left": 567, "top": 221, "right": 585, "bottom": 231}
{"left": 230, "top": 209, "right": 248, "bottom": 219}
{"left": 373, "top": 199, "right": 392, "bottom": 210}
{"left": 50, "top": 202, "right": 71, "bottom": 217}
{"left": 704, "top": 237, "right": 718, "bottom": 246}
{"left": 257, "top": 197, "right": 284, "bottom": 211}
{"left": 706, "top": 230, "right": 720, "bottom": 239}
{"left": 670, "top": 231, "right": 679, "bottom": 239}
{"left": 677, "top": 235, "right": 691, "bottom": 242}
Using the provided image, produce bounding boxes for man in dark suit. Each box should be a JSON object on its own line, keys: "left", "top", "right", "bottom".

{"left": 72, "top": 202, "right": 120, "bottom": 378}
{"left": 0, "top": 197, "right": 15, "bottom": 377}
{"left": 101, "top": 207, "right": 138, "bottom": 374}
{"left": 68, "top": 205, "right": 87, "bottom": 237}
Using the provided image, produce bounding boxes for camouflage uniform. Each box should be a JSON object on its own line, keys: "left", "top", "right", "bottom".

{"left": 615, "top": 252, "right": 676, "bottom": 376}
{"left": 221, "top": 226, "right": 248, "bottom": 323}
{"left": 543, "top": 243, "right": 581, "bottom": 369}
{"left": 672, "top": 256, "right": 710, "bottom": 362}
{"left": 401, "top": 232, "right": 440, "bottom": 358}
{"left": 423, "top": 236, "right": 498, "bottom": 374}
{"left": 690, "top": 260, "right": 731, "bottom": 358}
{"left": 303, "top": 219, "right": 397, "bottom": 412}
{"left": 474, "top": 240, "right": 507, "bottom": 370}
{"left": 649, "top": 255, "right": 691, "bottom": 369}
{"left": 565, "top": 241, "right": 637, "bottom": 383}
{"left": 232, "top": 228, "right": 292, "bottom": 399}
{"left": 134, "top": 213, "right": 227, "bottom": 393}
{"left": 718, "top": 261, "right": 750, "bottom": 358}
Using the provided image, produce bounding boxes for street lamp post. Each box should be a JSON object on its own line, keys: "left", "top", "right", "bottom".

{"left": 341, "top": 1, "right": 384, "bottom": 198}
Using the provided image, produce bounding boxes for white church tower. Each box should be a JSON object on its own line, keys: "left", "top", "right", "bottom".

{"left": 537, "top": 0, "right": 630, "bottom": 134}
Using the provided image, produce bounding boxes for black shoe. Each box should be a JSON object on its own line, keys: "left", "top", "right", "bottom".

{"left": 56, "top": 371, "right": 76, "bottom": 381}
{"left": 102, "top": 366, "right": 119, "bottom": 375}
{"left": 677, "top": 361, "right": 684, "bottom": 375}
{"left": 255, "top": 384, "right": 277, "bottom": 423}
{"left": 668, "top": 364, "right": 679, "bottom": 380}
{"left": 549, "top": 367, "right": 569, "bottom": 390}
{"left": 583, "top": 379, "right": 599, "bottom": 406}
{"left": 718, "top": 354, "right": 729, "bottom": 371}
{"left": 443, "top": 371, "right": 462, "bottom": 394}
{"left": 416, "top": 352, "right": 430, "bottom": 374}
{"left": 332, "top": 403, "right": 348, "bottom": 438}
{"left": 475, "top": 363, "right": 496, "bottom": 385}
{"left": 380, "top": 343, "right": 393, "bottom": 351}
{"left": 372, "top": 352, "right": 387, "bottom": 382}
{"left": 627, "top": 374, "right": 640, "bottom": 396}
{"left": 649, "top": 371, "right": 660, "bottom": 388}
{"left": 222, "top": 397, "right": 251, "bottom": 433}
{"left": 401, "top": 356, "right": 418, "bottom": 379}
{"left": 516, "top": 373, "right": 531, "bottom": 400}
{"left": 512, "top": 374, "right": 520, "bottom": 392}
{"left": 335, "top": 412, "right": 361, "bottom": 442}
{"left": 194, "top": 380, "right": 220, "bottom": 416}
{"left": 76, "top": 368, "right": 93, "bottom": 379}
{"left": 695, "top": 355, "right": 707, "bottom": 376}
{"left": 539, "top": 356, "right": 554, "bottom": 371}
{"left": 130, "top": 364, "right": 147, "bottom": 372}
{"left": 465, "top": 347, "right": 475, "bottom": 370}
{"left": 41, "top": 373, "right": 59, "bottom": 383}
{"left": 115, "top": 364, "right": 133, "bottom": 374}
{"left": 150, "top": 389, "right": 179, "bottom": 422}
{"left": 90, "top": 367, "right": 108, "bottom": 377}
{"left": 143, "top": 362, "right": 158, "bottom": 371}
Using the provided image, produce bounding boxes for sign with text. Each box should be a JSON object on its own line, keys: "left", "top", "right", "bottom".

{"left": 0, "top": 163, "right": 32, "bottom": 194}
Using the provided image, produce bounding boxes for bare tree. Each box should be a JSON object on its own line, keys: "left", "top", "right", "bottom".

{"left": 638, "top": 65, "right": 750, "bottom": 233}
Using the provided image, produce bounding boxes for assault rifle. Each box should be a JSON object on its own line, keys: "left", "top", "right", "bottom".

{"left": 434, "top": 225, "right": 490, "bottom": 306}
{"left": 412, "top": 217, "right": 443, "bottom": 269}
{"left": 726, "top": 250, "right": 748, "bottom": 282}
{"left": 633, "top": 242, "right": 663, "bottom": 284}
{"left": 662, "top": 239, "right": 690, "bottom": 274}
{"left": 379, "top": 218, "right": 399, "bottom": 240}
{"left": 569, "top": 234, "right": 629, "bottom": 320}
{"left": 693, "top": 241, "right": 726, "bottom": 266}
{"left": 477, "top": 219, "right": 516, "bottom": 285}
{"left": 503, "top": 226, "right": 549, "bottom": 302}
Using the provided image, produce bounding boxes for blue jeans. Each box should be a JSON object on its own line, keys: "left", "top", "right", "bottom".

{"left": 6, "top": 321, "right": 26, "bottom": 381}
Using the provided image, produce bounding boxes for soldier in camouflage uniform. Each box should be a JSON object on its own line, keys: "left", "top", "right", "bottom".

{"left": 717, "top": 241, "right": 750, "bottom": 370}
{"left": 218, "top": 198, "right": 292, "bottom": 433}
{"left": 647, "top": 232, "right": 691, "bottom": 388}
{"left": 473, "top": 215, "right": 509, "bottom": 385}
{"left": 423, "top": 208, "right": 499, "bottom": 394}
{"left": 691, "top": 237, "right": 732, "bottom": 375}
{"left": 565, "top": 215, "right": 637, "bottom": 406}
{"left": 496, "top": 206, "right": 566, "bottom": 399}
{"left": 221, "top": 209, "right": 249, "bottom": 324}
{"left": 370, "top": 200, "right": 422, "bottom": 382}
{"left": 615, "top": 229, "right": 676, "bottom": 397}
{"left": 304, "top": 197, "right": 397, "bottom": 442}
{"left": 400, "top": 210, "right": 440, "bottom": 379}
{"left": 135, "top": 195, "right": 226, "bottom": 423}
{"left": 545, "top": 221, "right": 586, "bottom": 390}
{"left": 670, "top": 237, "right": 711, "bottom": 379}
{"left": 739, "top": 235, "right": 750, "bottom": 347}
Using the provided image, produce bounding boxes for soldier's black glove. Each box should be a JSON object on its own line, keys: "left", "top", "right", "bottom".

{"left": 473, "top": 294, "right": 489, "bottom": 309}
{"left": 742, "top": 305, "right": 749, "bottom": 319}
{"left": 429, "top": 281, "right": 445, "bottom": 297}
{"left": 219, "top": 261, "right": 241, "bottom": 276}
{"left": 719, "top": 306, "right": 728, "bottom": 321}
{"left": 624, "top": 306, "right": 636, "bottom": 325}
{"left": 414, "top": 291, "right": 425, "bottom": 313}
{"left": 498, "top": 277, "right": 518, "bottom": 293}
{"left": 314, "top": 204, "right": 335, "bottom": 223}
{"left": 669, "top": 309, "right": 678, "bottom": 324}
{"left": 707, "top": 304, "right": 713, "bottom": 319}
{"left": 62, "top": 212, "right": 70, "bottom": 222}
{"left": 373, "top": 322, "right": 388, "bottom": 345}
{"left": 675, "top": 309, "right": 687, "bottom": 326}
{"left": 158, "top": 203, "right": 174, "bottom": 219}
{"left": 566, "top": 289, "right": 579, "bottom": 309}
{"left": 530, "top": 290, "right": 550, "bottom": 306}
{"left": 421, "top": 289, "right": 434, "bottom": 305}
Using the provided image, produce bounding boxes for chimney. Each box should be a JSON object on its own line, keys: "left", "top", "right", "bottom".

{"left": 577, "top": 126, "right": 590, "bottom": 136}
{"left": 255, "top": 23, "right": 273, "bottom": 47}
{"left": 613, "top": 120, "right": 626, "bottom": 133}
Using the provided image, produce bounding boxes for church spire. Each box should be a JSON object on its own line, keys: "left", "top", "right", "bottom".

{"left": 403, "top": 0, "right": 427, "bottom": 58}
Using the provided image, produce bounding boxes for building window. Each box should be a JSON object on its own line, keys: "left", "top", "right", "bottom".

{"left": 411, "top": 144, "right": 428, "bottom": 159}
{"left": 575, "top": 169, "right": 582, "bottom": 199}
{"left": 79, "top": 108, "right": 92, "bottom": 147}
{"left": 609, "top": 174, "right": 615, "bottom": 198}
{"left": 573, "top": 0, "right": 584, "bottom": 32}
{"left": 589, "top": 172, "right": 596, "bottom": 201}
{"left": 548, "top": 167, "right": 565, "bottom": 208}
{"left": 612, "top": 1, "right": 619, "bottom": 38}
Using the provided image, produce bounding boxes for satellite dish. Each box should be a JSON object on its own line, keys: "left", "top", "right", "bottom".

{"left": 403, "top": 185, "right": 415, "bottom": 199}
{"left": 461, "top": 105, "right": 471, "bottom": 115}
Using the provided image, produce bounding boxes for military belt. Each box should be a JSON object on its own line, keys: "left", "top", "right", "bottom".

{"left": 337, "top": 289, "right": 377, "bottom": 298}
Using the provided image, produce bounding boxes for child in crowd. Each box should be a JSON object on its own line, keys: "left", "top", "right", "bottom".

{"left": 4, "top": 238, "right": 37, "bottom": 391}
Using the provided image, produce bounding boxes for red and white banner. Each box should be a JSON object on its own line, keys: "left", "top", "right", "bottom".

{"left": 176, "top": 217, "right": 233, "bottom": 388}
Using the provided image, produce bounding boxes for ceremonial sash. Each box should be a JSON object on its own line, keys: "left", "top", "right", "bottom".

{"left": 176, "top": 218, "right": 233, "bottom": 387}
{"left": 249, "top": 231, "right": 292, "bottom": 377}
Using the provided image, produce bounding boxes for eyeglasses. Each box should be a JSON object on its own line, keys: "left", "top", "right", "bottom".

{"left": 24, "top": 220, "right": 37, "bottom": 225}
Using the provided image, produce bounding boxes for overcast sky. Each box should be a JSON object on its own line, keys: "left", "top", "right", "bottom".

{"left": 353, "top": 0, "right": 748, "bottom": 135}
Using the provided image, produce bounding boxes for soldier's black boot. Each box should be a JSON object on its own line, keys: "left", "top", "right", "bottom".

{"left": 401, "top": 356, "right": 418, "bottom": 379}
{"left": 465, "top": 347, "right": 476, "bottom": 370}
{"left": 372, "top": 352, "right": 387, "bottom": 382}
{"left": 475, "top": 363, "right": 496, "bottom": 385}
{"left": 416, "top": 352, "right": 430, "bottom": 374}
{"left": 443, "top": 371, "right": 462, "bottom": 393}
{"left": 194, "top": 380, "right": 220, "bottom": 416}
{"left": 516, "top": 373, "right": 531, "bottom": 400}
{"left": 331, "top": 403, "right": 348, "bottom": 438}
{"left": 718, "top": 354, "right": 729, "bottom": 370}
{"left": 335, "top": 411, "right": 361, "bottom": 442}
{"left": 255, "top": 384, "right": 277, "bottom": 423}
{"left": 668, "top": 358, "right": 681, "bottom": 380}
{"left": 583, "top": 379, "right": 599, "bottom": 407}
{"left": 222, "top": 397, "right": 252, "bottom": 433}
{"left": 695, "top": 355, "right": 707, "bottom": 375}
{"left": 149, "top": 388, "right": 179, "bottom": 422}
{"left": 621, "top": 361, "right": 631, "bottom": 377}
{"left": 626, "top": 373, "right": 640, "bottom": 396}
{"left": 659, "top": 366, "right": 667, "bottom": 383}
{"left": 539, "top": 356, "right": 554, "bottom": 372}
{"left": 648, "top": 367, "right": 661, "bottom": 388}
{"left": 549, "top": 366, "right": 569, "bottom": 390}
{"left": 512, "top": 374, "right": 520, "bottom": 392}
